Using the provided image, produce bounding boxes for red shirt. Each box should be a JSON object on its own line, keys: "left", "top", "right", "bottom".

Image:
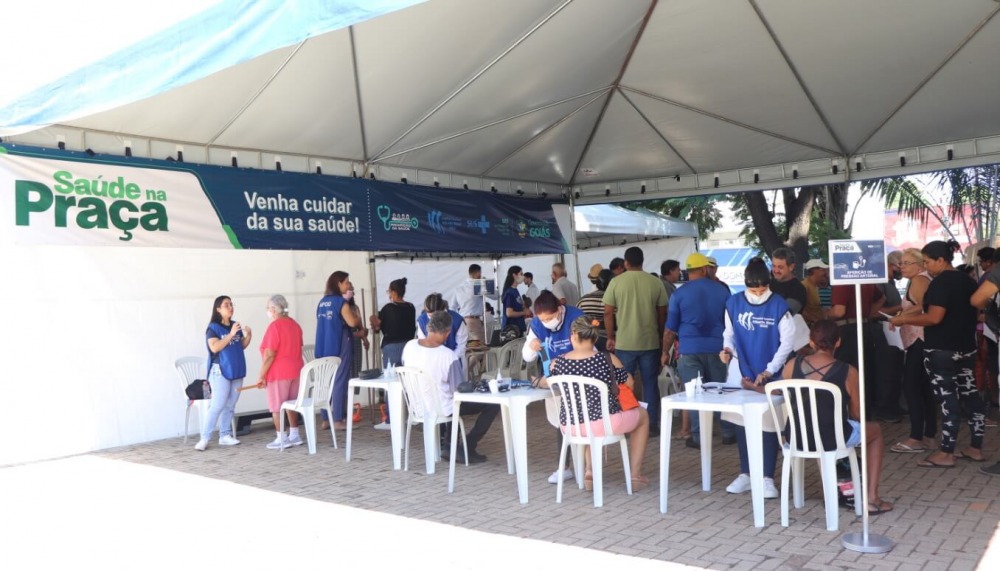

{"left": 260, "top": 317, "right": 304, "bottom": 381}
{"left": 831, "top": 285, "right": 883, "bottom": 319}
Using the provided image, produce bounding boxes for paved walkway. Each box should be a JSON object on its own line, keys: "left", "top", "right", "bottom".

{"left": 2, "top": 405, "right": 999, "bottom": 570}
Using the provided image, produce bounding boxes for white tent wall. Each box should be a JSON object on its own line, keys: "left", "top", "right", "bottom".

{"left": 0, "top": 244, "right": 370, "bottom": 466}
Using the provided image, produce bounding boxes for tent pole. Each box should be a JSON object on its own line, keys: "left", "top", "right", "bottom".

{"left": 569, "top": 192, "right": 583, "bottom": 293}
{"left": 368, "top": 251, "right": 382, "bottom": 368}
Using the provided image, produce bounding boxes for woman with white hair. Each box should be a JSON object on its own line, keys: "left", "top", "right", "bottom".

{"left": 256, "top": 294, "right": 305, "bottom": 450}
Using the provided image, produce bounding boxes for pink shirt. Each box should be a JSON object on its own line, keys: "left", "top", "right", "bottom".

{"left": 260, "top": 317, "right": 304, "bottom": 381}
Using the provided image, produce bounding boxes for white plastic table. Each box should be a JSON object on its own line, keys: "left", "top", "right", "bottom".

{"left": 449, "top": 387, "right": 550, "bottom": 503}
{"left": 659, "top": 389, "right": 778, "bottom": 528}
{"left": 346, "top": 375, "right": 404, "bottom": 470}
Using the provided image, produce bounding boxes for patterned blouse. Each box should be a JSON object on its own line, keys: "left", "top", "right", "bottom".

{"left": 550, "top": 352, "right": 628, "bottom": 424}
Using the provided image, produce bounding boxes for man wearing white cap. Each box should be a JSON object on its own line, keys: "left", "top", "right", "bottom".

{"left": 800, "top": 259, "right": 829, "bottom": 326}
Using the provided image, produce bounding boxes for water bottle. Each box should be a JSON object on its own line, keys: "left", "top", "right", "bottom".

{"left": 694, "top": 371, "right": 704, "bottom": 396}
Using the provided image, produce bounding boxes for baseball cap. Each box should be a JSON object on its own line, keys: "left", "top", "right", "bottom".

{"left": 588, "top": 263, "right": 603, "bottom": 280}
{"left": 706, "top": 256, "right": 718, "bottom": 267}
{"left": 686, "top": 252, "right": 711, "bottom": 270}
{"left": 804, "top": 259, "right": 829, "bottom": 270}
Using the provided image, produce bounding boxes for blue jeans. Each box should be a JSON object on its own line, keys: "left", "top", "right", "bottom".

{"left": 735, "top": 425, "right": 779, "bottom": 478}
{"left": 677, "top": 353, "right": 735, "bottom": 442}
{"left": 615, "top": 349, "right": 661, "bottom": 429}
{"left": 201, "top": 364, "right": 241, "bottom": 441}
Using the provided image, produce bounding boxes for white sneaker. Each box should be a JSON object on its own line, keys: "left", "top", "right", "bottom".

{"left": 373, "top": 422, "right": 391, "bottom": 431}
{"left": 266, "top": 436, "right": 290, "bottom": 450}
{"left": 194, "top": 439, "right": 208, "bottom": 452}
{"left": 726, "top": 473, "right": 752, "bottom": 494}
{"left": 548, "top": 469, "right": 574, "bottom": 484}
{"left": 218, "top": 435, "right": 241, "bottom": 446}
{"left": 286, "top": 434, "right": 304, "bottom": 447}
{"left": 763, "top": 477, "right": 779, "bottom": 499}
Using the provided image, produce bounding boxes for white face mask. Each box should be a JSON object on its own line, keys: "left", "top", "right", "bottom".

{"left": 541, "top": 308, "right": 563, "bottom": 331}
{"left": 745, "top": 290, "right": 772, "bottom": 305}
{"left": 266, "top": 309, "right": 275, "bottom": 320}
{"left": 343, "top": 290, "right": 355, "bottom": 301}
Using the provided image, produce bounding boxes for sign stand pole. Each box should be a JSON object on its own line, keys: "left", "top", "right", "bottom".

{"left": 842, "top": 282, "right": 893, "bottom": 554}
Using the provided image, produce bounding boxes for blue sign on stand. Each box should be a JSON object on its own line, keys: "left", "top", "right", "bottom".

{"left": 829, "top": 239, "right": 888, "bottom": 285}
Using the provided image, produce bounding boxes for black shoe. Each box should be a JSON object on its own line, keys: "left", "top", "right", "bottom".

{"left": 465, "top": 449, "right": 487, "bottom": 464}
{"left": 980, "top": 462, "right": 1000, "bottom": 476}
{"left": 685, "top": 437, "right": 700, "bottom": 450}
{"left": 722, "top": 435, "right": 736, "bottom": 445}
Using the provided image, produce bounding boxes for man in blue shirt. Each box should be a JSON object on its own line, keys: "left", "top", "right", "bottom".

{"left": 661, "top": 252, "right": 735, "bottom": 448}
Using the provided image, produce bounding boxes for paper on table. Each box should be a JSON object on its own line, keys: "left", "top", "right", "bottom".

{"left": 882, "top": 322, "right": 904, "bottom": 350}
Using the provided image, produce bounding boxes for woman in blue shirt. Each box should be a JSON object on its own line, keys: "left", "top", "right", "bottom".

{"left": 316, "top": 271, "right": 362, "bottom": 430}
{"left": 196, "top": 295, "right": 252, "bottom": 451}
{"left": 501, "top": 265, "right": 531, "bottom": 333}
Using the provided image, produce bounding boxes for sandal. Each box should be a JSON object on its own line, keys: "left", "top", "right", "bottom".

{"left": 954, "top": 450, "right": 987, "bottom": 462}
{"left": 631, "top": 475, "right": 650, "bottom": 491}
{"left": 868, "top": 500, "right": 894, "bottom": 515}
{"left": 890, "top": 441, "right": 926, "bottom": 454}
{"left": 917, "top": 455, "right": 955, "bottom": 468}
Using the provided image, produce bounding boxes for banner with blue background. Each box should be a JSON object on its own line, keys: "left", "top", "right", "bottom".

{"left": 0, "top": 144, "right": 565, "bottom": 254}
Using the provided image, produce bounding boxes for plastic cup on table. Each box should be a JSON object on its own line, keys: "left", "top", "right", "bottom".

{"left": 488, "top": 378, "right": 499, "bottom": 394}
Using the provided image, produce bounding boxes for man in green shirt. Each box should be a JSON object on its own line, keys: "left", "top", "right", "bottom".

{"left": 603, "top": 246, "right": 667, "bottom": 435}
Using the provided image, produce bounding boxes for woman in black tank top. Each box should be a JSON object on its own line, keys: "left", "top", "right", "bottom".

{"left": 781, "top": 320, "right": 893, "bottom": 515}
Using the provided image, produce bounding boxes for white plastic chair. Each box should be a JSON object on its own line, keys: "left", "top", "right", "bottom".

{"left": 174, "top": 356, "right": 222, "bottom": 443}
{"left": 482, "top": 337, "right": 525, "bottom": 380}
{"left": 548, "top": 374, "right": 632, "bottom": 507}
{"left": 395, "top": 365, "right": 468, "bottom": 474}
{"left": 279, "top": 357, "right": 342, "bottom": 454}
{"left": 766, "top": 379, "right": 863, "bottom": 531}
{"left": 301, "top": 344, "right": 316, "bottom": 363}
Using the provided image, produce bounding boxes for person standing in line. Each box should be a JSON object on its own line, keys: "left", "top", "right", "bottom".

{"left": 551, "top": 262, "right": 580, "bottom": 307}
{"left": 769, "top": 247, "right": 808, "bottom": 316}
{"left": 602, "top": 246, "right": 667, "bottom": 436}
{"left": 450, "top": 264, "right": 486, "bottom": 378}
{"left": 972, "top": 256, "right": 1000, "bottom": 475}
{"left": 800, "top": 259, "right": 829, "bottom": 327}
{"left": 586, "top": 263, "right": 604, "bottom": 292}
{"left": 891, "top": 240, "right": 986, "bottom": 468}
{"left": 609, "top": 257, "right": 626, "bottom": 277}
{"left": 974, "top": 247, "right": 999, "bottom": 414}
{"left": 316, "top": 271, "right": 362, "bottom": 431}
{"left": 889, "top": 247, "right": 936, "bottom": 454}
{"left": 501, "top": 265, "right": 531, "bottom": 333}
{"left": 720, "top": 258, "right": 796, "bottom": 499}
{"left": 660, "top": 259, "right": 681, "bottom": 303}
{"left": 257, "top": 294, "right": 305, "bottom": 449}
{"left": 705, "top": 257, "right": 729, "bottom": 291}
{"left": 370, "top": 277, "right": 417, "bottom": 368}
{"left": 577, "top": 269, "right": 612, "bottom": 351}
{"left": 195, "top": 295, "right": 252, "bottom": 451}
{"left": 661, "top": 253, "right": 734, "bottom": 448}
{"left": 872, "top": 251, "right": 905, "bottom": 423}
{"left": 522, "top": 272, "right": 541, "bottom": 308}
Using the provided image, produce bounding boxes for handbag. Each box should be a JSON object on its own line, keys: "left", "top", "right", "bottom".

{"left": 185, "top": 379, "right": 212, "bottom": 400}
{"left": 602, "top": 352, "right": 639, "bottom": 410}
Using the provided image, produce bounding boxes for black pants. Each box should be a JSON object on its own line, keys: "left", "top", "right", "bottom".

{"left": 441, "top": 402, "right": 499, "bottom": 451}
{"left": 904, "top": 339, "right": 936, "bottom": 441}
{"left": 924, "top": 348, "right": 985, "bottom": 452}
{"left": 871, "top": 323, "right": 904, "bottom": 417}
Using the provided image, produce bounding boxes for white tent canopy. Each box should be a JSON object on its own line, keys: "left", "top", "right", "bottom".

{"left": 574, "top": 205, "right": 697, "bottom": 250}
{"left": 4, "top": 0, "right": 1000, "bottom": 203}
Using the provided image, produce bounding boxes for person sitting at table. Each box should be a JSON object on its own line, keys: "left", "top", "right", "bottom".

{"left": 541, "top": 316, "right": 650, "bottom": 490}
{"left": 523, "top": 290, "right": 585, "bottom": 484}
{"left": 781, "top": 319, "right": 893, "bottom": 514}
{"left": 416, "top": 293, "right": 468, "bottom": 369}
{"left": 720, "top": 258, "right": 796, "bottom": 499}
{"left": 402, "top": 311, "right": 498, "bottom": 464}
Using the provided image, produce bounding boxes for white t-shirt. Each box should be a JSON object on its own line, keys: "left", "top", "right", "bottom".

{"left": 552, "top": 276, "right": 580, "bottom": 307}
{"left": 401, "top": 340, "right": 463, "bottom": 416}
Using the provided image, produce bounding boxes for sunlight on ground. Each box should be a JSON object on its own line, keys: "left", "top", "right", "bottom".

{"left": 0, "top": 456, "right": 700, "bottom": 570}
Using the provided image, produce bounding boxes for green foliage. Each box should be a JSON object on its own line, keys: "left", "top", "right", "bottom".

{"left": 622, "top": 195, "right": 724, "bottom": 241}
